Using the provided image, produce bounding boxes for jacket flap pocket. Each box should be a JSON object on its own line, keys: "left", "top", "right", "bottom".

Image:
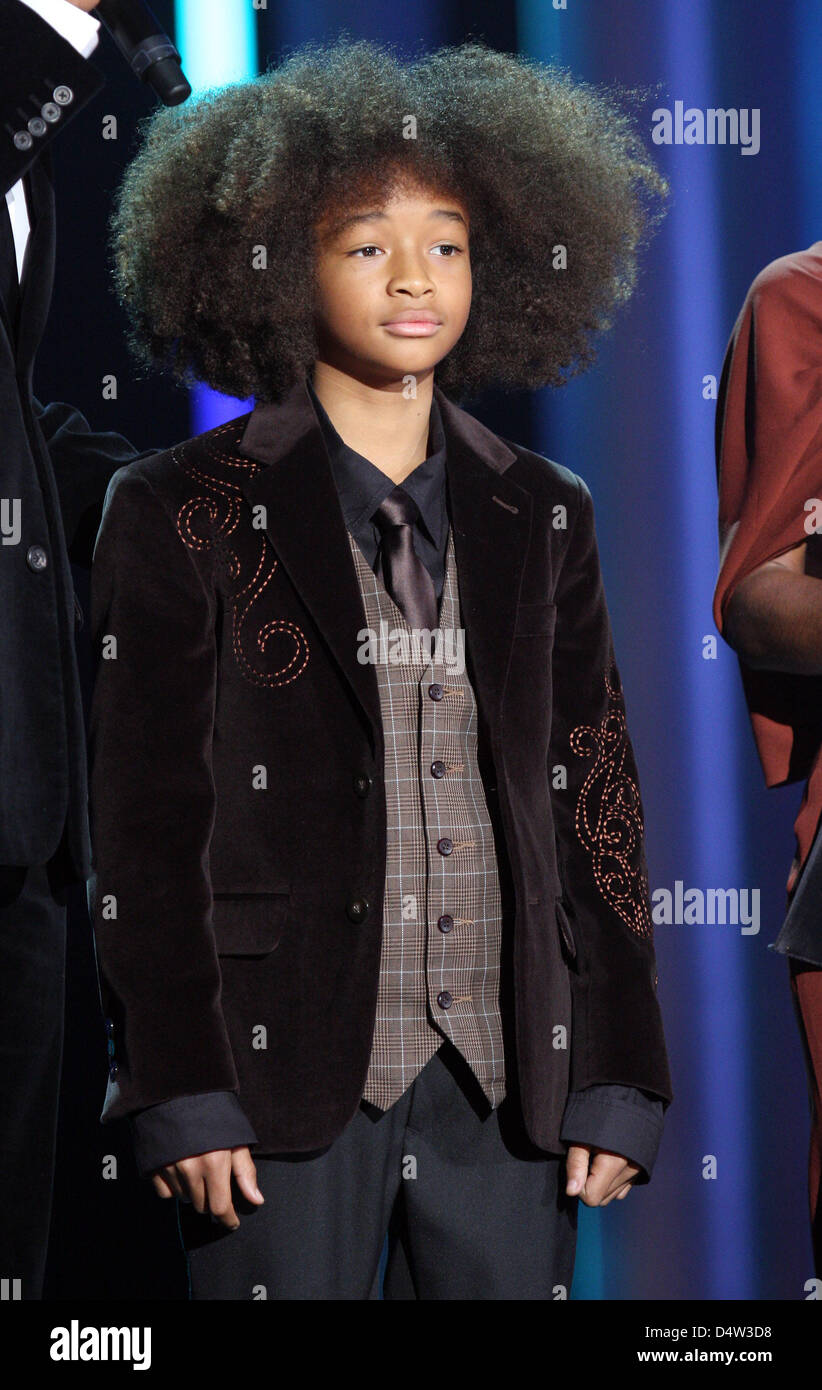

{"left": 514, "top": 601, "right": 557, "bottom": 637}
{"left": 212, "top": 888, "right": 291, "bottom": 956}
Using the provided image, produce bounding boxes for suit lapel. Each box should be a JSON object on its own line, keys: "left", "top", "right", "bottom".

{"left": 436, "top": 387, "right": 532, "bottom": 721}
{"left": 234, "top": 376, "right": 532, "bottom": 748}
{"left": 15, "top": 155, "right": 55, "bottom": 377}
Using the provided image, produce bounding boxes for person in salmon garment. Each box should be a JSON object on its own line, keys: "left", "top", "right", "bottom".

{"left": 714, "top": 241, "right": 822, "bottom": 1274}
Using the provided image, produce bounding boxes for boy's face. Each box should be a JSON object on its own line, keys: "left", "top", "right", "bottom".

{"left": 312, "top": 180, "right": 471, "bottom": 387}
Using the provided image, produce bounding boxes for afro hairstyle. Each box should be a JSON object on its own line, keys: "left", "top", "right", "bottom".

{"left": 109, "top": 35, "right": 668, "bottom": 404}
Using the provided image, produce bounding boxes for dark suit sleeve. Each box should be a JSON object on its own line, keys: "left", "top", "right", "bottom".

{"left": 32, "top": 396, "right": 158, "bottom": 566}
{"left": 0, "top": 0, "right": 103, "bottom": 194}
{"left": 549, "top": 474, "right": 673, "bottom": 1107}
{"left": 560, "top": 1084, "right": 665, "bottom": 1184}
{"left": 88, "top": 465, "right": 245, "bottom": 1126}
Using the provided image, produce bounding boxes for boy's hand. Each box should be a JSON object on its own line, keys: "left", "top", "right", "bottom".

{"left": 64, "top": 1, "right": 101, "bottom": 11}
{"left": 151, "top": 1146, "right": 264, "bottom": 1229}
{"left": 565, "top": 1145, "right": 641, "bottom": 1206}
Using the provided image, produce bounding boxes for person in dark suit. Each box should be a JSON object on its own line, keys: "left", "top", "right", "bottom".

{"left": 0, "top": 0, "right": 147, "bottom": 1299}
{"left": 88, "top": 39, "right": 672, "bottom": 1299}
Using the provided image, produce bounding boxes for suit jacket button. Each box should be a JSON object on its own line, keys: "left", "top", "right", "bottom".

{"left": 108, "top": 1061, "right": 119, "bottom": 1080}
{"left": 436, "top": 990, "right": 453, "bottom": 1009}
{"left": 437, "top": 914, "right": 454, "bottom": 933}
{"left": 53, "top": 86, "right": 74, "bottom": 106}
{"left": 436, "top": 837, "right": 453, "bottom": 856}
{"left": 27, "top": 545, "right": 48, "bottom": 572}
{"left": 346, "top": 897, "right": 369, "bottom": 923}
{"left": 41, "top": 102, "right": 61, "bottom": 124}
{"left": 352, "top": 772, "right": 372, "bottom": 799}
{"left": 27, "top": 116, "right": 47, "bottom": 138}
{"left": 13, "top": 130, "right": 34, "bottom": 151}
{"left": 428, "top": 682, "right": 444, "bottom": 701}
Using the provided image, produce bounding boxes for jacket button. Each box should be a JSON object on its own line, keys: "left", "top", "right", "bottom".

{"left": 428, "top": 682, "right": 444, "bottom": 701}
{"left": 53, "top": 86, "right": 74, "bottom": 106}
{"left": 431, "top": 760, "right": 446, "bottom": 779}
{"left": 27, "top": 545, "right": 48, "bottom": 572}
{"left": 346, "top": 896, "right": 369, "bottom": 923}
{"left": 27, "top": 116, "right": 47, "bottom": 138}
{"left": 13, "top": 130, "right": 34, "bottom": 151}
{"left": 437, "top": 914, "right": 454, "bottom": 933}
{"left": 436, "top": 837, "right": 453, "bottom": 856}
{"left": 41, "top": 102, "right": 61, "bottom": 124}
{"left": 108, "top": 1061, "right": 119, "bottom": 1080}
{"left": 436, "top": 990, "right": 453, "bottom": 1009}
{"left": 352, "top": 772, "right": 372, "bottom": 799}
{"left": 104, "top": 1018, "right": 115, "bottom": 1038}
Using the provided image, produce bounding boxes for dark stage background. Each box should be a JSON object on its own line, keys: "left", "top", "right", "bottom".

{"left": 33, "top": 0, "right": 822, "bottom": 1300}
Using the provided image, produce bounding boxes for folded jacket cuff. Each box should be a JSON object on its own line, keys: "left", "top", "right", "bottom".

{"left": 129, "top": 1091, "right": 258, "bottom": 1179}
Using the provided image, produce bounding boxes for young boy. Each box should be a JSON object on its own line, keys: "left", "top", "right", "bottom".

{"left": 88, "top": 38, "right": 672, "bottom": 1300}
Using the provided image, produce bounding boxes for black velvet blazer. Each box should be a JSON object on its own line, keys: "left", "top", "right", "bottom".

{"left": 87, "top": 374, "right": 672, "bottom": 1155}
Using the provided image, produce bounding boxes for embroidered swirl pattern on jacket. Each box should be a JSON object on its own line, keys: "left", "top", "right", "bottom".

{"left": 173, "top": 422, "right": 310, "bottom": 688}
{"left": 568, "top": 661, "right": 652, "bottom": 938}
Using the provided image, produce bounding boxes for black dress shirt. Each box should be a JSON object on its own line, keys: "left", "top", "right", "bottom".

{"left": 306, "top": 373, "right": 449, "bottom": 600}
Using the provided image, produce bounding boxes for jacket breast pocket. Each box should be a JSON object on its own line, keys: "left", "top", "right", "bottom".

{"left": 211, "top": 886, "right": 291, "bottom": 957}
{"left": 514, "top": 601, "right": 557, "bottom": 638}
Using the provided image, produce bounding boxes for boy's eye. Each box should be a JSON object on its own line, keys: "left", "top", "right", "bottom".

{"left": 349, "top": 243, "right": 464, "bottom": 258}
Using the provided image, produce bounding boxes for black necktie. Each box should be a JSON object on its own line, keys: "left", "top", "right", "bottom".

{"left": 0, "top": 195, "right": 21, "bottom": 339}
{"left": 372, "top": 488, "right": 438, "bottom": 632}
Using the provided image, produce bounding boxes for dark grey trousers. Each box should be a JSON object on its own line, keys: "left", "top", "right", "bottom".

{"left": 178, "top": 1040, "right": 578, "bottom": 1300}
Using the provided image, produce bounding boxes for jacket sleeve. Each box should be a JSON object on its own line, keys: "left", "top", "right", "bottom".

{"left": 560, "top": 1084, "right": 665, "bottom": 1184}
{"left": 32, "top": 397, "right": 159, "bottom": 566}
{"left": 0, "top": 0, "right": 102, "bottom": 193}
{"left": 129, "top": 1093, "right": 258, "bottom": 1179}
{"left": 88, "top": 464, "right": 246, "bottom": 1124}
{"left": 549, "top": 474, "right": 673, "bottom": 1107}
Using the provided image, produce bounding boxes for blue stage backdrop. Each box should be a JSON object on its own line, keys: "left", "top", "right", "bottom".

{"left": 35, "top": 0, "right": 820, "bottom": 1300}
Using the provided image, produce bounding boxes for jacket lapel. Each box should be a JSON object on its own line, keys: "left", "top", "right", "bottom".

{"left": 14, "top": 155, "right": 55, "bottom": 378}
{"left": 234, "top": 375, "right": 533, "bottom": 748}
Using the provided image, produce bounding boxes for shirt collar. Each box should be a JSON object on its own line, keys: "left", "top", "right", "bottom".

{"left": 306, "top": 374, "right": 447, "bottom": 547}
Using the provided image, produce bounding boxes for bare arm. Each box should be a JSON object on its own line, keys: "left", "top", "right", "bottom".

{"left": 724, "top": 540, "right": 822, "bottom": 674}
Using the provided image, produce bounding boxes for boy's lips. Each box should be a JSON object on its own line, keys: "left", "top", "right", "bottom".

{"left": 382, "top": 310, "right": 442, "bottom": 337}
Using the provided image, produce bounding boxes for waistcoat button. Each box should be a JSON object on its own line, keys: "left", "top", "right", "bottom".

{"left": 436, "top": 837, "right": 453, "bottom": 856}
{"left": 430, "top": 760, "right": 447, "bottom": 779}
{"left": 436, "top": 990, "right": 453, "bottom": 1009}
{"left": 437, "top": 914, "right": 454, "bottom": 933}
{"left": 428, "top": 682, "right": 444, "bottom": 701}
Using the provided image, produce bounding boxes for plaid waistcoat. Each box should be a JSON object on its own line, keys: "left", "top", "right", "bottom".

{"left": 347, "top": 524, "right": 507, "bottom": 1111}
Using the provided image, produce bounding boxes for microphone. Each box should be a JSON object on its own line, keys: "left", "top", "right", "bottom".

{"left": 95, "top": 0, "right": 192, "bottom": 107}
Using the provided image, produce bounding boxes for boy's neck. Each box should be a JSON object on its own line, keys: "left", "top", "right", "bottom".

{"left": 309, "top": 361, "right": 436, "bottom": 484}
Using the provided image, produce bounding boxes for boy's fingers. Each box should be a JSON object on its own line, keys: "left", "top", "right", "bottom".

{"left": 204, "top": 1173, "right": 240, "bottom": 1229}
{"left": 232, "top": 1147, "right": 265, "bottom": 1204}
{"left": 587, "top": 1153, "right": 640, "bottom": 1205}
{"left": 156, "top": 1167, "right": 187, "bottom": 1201}
{"left": 564, "top": 1144, "right": 590, "bottom": 1196}
{"left": 151, "top": 1172, "right": 176, "bottom": 1200}
{"left": 181, "top": 1171, "right": 207, "bottom": 1214}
